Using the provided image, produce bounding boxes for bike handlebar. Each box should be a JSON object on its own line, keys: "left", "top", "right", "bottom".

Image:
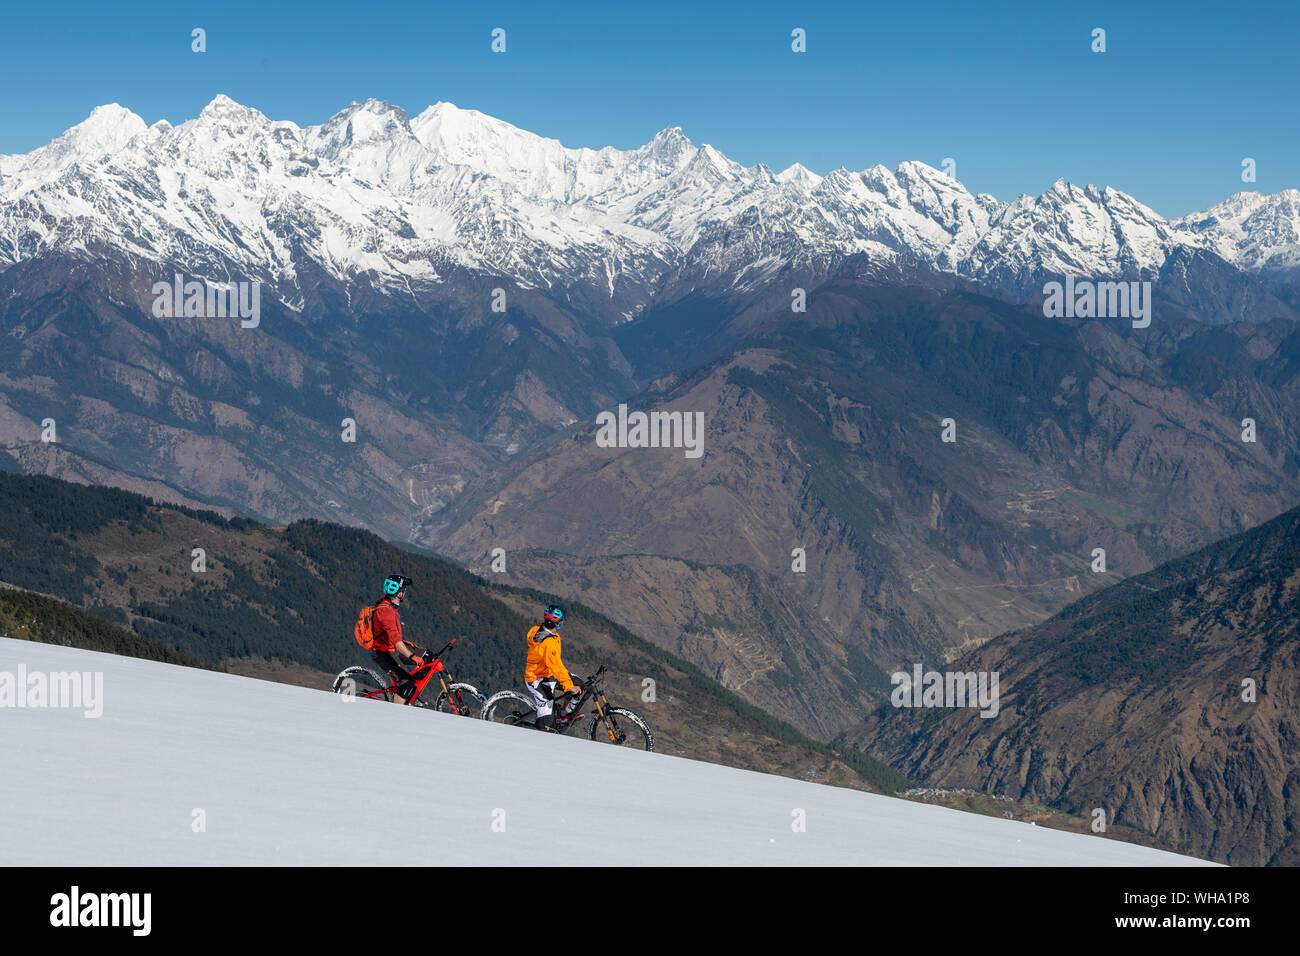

{"left": 408, "top": 637, "right": 457, "bottom": 661}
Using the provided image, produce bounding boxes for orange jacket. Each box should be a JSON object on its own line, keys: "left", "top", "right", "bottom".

{"left": 524, "top": 624, "right": 573, "bottom": 691}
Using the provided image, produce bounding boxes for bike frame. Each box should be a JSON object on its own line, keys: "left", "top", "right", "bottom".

{"left": 359, "top": 637, "right": 467, "bottom": 708}
{"left": 554, "top": 666, "right": 625, "bottom": 743}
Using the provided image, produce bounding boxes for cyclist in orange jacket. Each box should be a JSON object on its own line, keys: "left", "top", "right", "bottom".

{"left": 525, "top": 604, "right": 580, "bottom": 731}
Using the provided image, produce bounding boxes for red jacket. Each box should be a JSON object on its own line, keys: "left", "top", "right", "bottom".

{"left": 371, "top": 599, "right": 403, "bottom": 652}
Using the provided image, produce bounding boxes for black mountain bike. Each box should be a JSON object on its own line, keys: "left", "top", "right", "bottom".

{"left": 480, "top": 665, "right": 654, "bottom": 751}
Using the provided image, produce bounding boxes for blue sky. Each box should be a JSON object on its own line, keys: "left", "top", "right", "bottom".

{"left": 2, "top": 0, "right": 1295, "bottom": 217}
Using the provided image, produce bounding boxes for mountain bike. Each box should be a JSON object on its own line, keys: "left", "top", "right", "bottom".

{"left": 480, "top": 665, "right": 654, "bottom": 751}
{"left": 331, "top": 637, "right": 485, "bottom": 716}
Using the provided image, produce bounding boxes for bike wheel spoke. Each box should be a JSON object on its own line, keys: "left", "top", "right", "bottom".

{"left": 482, "top": 691, "right": 534, "bottom": 725}
{"left": 589, "top": 707, "right": 654, "bottom": 751}
{"left": 435, "top": 685, "right": 485, "bottom": 718}
{"left": 332, "top": 667, "right": 392, "bottom": 703}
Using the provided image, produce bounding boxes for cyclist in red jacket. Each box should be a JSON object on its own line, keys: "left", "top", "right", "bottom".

{"left": 370, "top": 574, "right": 425, "bottom": 701}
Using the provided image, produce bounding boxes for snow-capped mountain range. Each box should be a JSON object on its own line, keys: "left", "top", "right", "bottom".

{"left": 1, "top": 95, "right": 1298, "bottom": 316}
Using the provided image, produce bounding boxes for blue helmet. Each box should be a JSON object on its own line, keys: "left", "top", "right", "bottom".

{"left": 383, "top": 574, "right": 412, "bottom": 596}
{"left": 543, "top": 604, "right": 565, "bottom": 626}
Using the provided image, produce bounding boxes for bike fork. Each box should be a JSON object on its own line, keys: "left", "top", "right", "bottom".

{"left": 438, "top": 678, "right": 457, "bottom": 713}
{"left": 594, "top": 697, "right": 621, "bottom": 744}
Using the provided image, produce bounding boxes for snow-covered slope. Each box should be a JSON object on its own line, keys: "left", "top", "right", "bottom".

{"left": 1, "top": 96, "right": 1296, "bottom": 314}
{"left": 0, "top": 639, "right": 1211, "bottom": 865}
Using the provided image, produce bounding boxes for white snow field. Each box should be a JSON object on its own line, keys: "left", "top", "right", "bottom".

{"left": 0, "top": 639, "right": 1212, "bottom": 866}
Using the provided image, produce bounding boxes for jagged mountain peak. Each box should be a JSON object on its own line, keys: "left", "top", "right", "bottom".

{"left": 650, "top": 125, "right": 690, "bottom": 146}
{"left": 200, "top": 92, "right": 245, "bottom": 114}
{"left": 775, "top": 162, "right": 822, "bottom": 187}
{"left": 412, "top": 100, "right": 522, "bottom": 144}
{"left": 0, "top": 102, "right": 147, "bottom": 191}
{"left": 81, "top": 102, "right": 146, "bottom": 135}
{"left": 315, "top": 98, "right": 416, "bottom": 147}
{"left": 191, "top": 94, "right": 276, "bottom": 132}
{"left": 894, "top": 159, "right": 956, "bottom": 184}
{"left": 1175, "top": 188, "right": 1300, "bottom": 273}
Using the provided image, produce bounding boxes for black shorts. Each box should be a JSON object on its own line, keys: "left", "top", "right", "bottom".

{"left": 371, "top": 649, "right": 412, "bottom": 687}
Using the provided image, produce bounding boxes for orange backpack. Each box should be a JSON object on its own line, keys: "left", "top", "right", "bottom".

{"left": 355, "top": 602, "right": 381, "bottom": 650}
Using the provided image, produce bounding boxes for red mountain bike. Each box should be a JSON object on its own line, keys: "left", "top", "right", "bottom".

{"left": 332, "top": 637, "right": 485, "bottom": 716}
